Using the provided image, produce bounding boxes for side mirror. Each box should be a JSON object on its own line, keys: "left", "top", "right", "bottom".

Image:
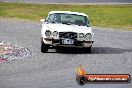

{"left": 40, "top": 19, "right": 45, "bottom": 23}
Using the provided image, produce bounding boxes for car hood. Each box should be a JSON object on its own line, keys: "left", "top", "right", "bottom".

{"left": 43, "top": 23, "right": 92, "bottom": 33}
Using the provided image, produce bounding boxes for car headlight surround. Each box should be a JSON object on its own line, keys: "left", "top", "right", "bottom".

{"left": 45, "top": 30, "right": 51, "bottom": 36}
{"left": 52, "top": 31, "right": 58, "bottom": 36}
{"left": 85, "top": 33, "right": 92, "bottom": 40}
{"left": 79, "top": 33, "right": 84, "bottom": 38}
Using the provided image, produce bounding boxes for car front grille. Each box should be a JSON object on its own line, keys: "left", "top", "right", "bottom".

{"left": 59, "top": 32, "right": 77, "bottom": 39}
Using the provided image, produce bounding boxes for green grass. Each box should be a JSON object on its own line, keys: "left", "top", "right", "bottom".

{"left": 0, "top": 2, "right": 132, "bottom": 30}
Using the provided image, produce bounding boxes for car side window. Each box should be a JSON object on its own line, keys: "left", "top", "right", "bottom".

{"left": 47, "top": 14, "right": 55, "bottom": 22}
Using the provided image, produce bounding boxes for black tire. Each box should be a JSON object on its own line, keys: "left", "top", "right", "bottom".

{"left": 85, "top": 46, "right": 92, "bottom": 53}
{"left": 55, "top": 48, "right": 60, "bottom": 53}
{"left": 41, "top": 41, "right": 48, "bottom": 53}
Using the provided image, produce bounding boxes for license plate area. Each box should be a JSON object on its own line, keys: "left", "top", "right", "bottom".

{"left": 62, "top": 39, "right": 74, "bottom": 45}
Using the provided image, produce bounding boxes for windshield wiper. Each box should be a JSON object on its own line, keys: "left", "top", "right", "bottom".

{"left": 61, "top": 22, "right": 72, "bottom": 25}
{"left": 47, "top": 21, "right": 60, "bottom": 24}
{"left": 51, "top": 21, "right": 59, "bottom": 23}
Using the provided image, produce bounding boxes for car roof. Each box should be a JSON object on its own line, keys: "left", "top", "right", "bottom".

{"left": 49, "top": 11, "right": 88, "bottom": 17}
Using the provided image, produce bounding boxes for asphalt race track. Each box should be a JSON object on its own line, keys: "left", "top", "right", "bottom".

{"left": 0, "top": 19, "right": 132, "bottom": 88}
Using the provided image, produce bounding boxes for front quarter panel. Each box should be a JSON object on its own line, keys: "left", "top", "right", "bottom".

{"left": 41, "top": 24, "right": 50, "bottom": 38}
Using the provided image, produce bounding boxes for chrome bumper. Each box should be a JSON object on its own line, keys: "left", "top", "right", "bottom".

{"left": 43, "top": 38, "right": 93, "bottom": 48}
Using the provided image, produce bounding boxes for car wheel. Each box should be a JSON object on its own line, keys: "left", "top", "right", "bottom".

{"left": 85, "top": 46, "right": 92, "bottom": 53}
{"left": 55, "top": 48, "right": 60, "bottom": 53}
{"left": 41, "top": 41, "right": 48, "bottom": 53}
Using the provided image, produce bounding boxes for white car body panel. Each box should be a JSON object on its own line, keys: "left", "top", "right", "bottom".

{"left": 41, "top": 11, "right": 94, "bottom": 48}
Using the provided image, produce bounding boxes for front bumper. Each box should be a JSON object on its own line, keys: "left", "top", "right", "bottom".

{"left": 43, "top": 38, "right": 93, "bottom": 48}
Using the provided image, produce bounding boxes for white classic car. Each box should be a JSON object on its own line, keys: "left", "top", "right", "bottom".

{"left": 40, "top": 11, "right": 94, "bottom": 53}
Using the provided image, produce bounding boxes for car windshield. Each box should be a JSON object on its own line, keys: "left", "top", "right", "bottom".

{"left": 47, "top": 13, "right": 88, "bottom": 26}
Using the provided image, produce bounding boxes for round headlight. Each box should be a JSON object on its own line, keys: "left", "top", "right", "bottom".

{"left": 45, "top": 30, "right": 51, "bottom": 36}
{"left": 52, "top": 31, "right": 58, "bottom": 36}
{"left": 79, "top": 33, "right": 84, "bottom": 38}
{"left": 85, "top": 33, "right": 92, "bottom": 40}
